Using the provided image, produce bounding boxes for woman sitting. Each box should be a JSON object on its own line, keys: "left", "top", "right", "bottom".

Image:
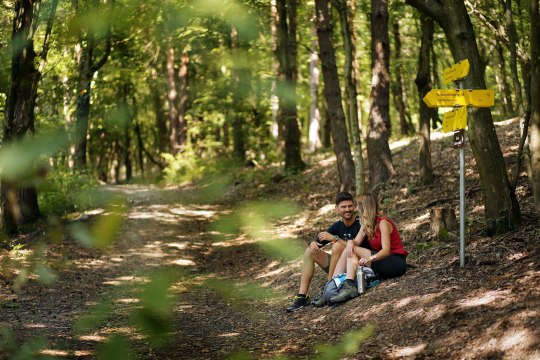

{"left": 330, "top": 192, "right": 408, "bottom": 303}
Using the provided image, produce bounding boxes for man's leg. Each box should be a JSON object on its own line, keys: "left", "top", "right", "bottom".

{"left": 327, "top": 240, "right": 346, "bottom": 279}
{"left": 298, "top": 247, "right": 329, "bottom": 295}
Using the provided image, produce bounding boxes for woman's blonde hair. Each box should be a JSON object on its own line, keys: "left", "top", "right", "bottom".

{"left": 357, "top": 193, "right": 379, "bottom": 240}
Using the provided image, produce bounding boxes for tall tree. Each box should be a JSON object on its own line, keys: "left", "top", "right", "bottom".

{"left": 231, "top": 26, "right": 246, "bottom": 162}
{"left": 308, "top": 26, "right": 322, "bottom": 152}
{"left": 275, "top": 0, "right": 304, "bottom": 172}
{"left": 406, "top": 0, "right": 521, "bottom": 234}
{"left": 392, "top": 20, "right": 414, "bottom": 136}
{"left": 367, "top": 0, "right": 395, "bottom": 189}
{"left": 2, "top": 0, "right": 58, "bottom": 233}
{"left": 529, "top": 0, "right": 540, "bottom": 216}
{"left": 415, "top": 14, "right": 435, "bottom": 185}
{"left": 502, "top": 0, "right": 525, "bottom": 119}
{"left": 72, "top": 0, "right": 114, "bottom": 169}
{"left": 315, "top": 0, "right": 355, "bottom": 192}
{"left": 333, "top": 0, "right": 366, "bottom": 194}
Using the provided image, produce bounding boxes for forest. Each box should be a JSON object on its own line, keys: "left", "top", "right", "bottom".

{"left": 0, "top": 0, "right": 539, "bottom": 359}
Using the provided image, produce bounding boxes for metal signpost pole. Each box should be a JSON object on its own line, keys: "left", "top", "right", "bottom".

{"left": 424, "top": 59, "right": 494, "bottom": 269}
{"left": 457, "top": 80, "right": 465, "bottom": 268}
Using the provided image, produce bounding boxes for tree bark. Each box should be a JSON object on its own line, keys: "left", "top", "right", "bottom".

{"left": 275, "top": 0, "right": 304, "bottom": 172}
{"left": 367, "top": 0, "right": 395, "bottom": 189}
{"left": 2, "top": 0, "right": 58, "bottom": 233}
{"left": 407, "top": 0, "right": 521, "bottom": 234}
{"left": 333, "top": 0, "right": 366, "bottom": 194}
{"left": 177, "top": 52, "right": 189, "bottom": 148}
{"left": 72, "top": 0, "right": 114, "bottom": 169}
{"left": 230, "top": 26, "right": 246, "bottom": 162}
{"left": 165, "top": 45, "right": 180, "bottom": 155}
{"left": 315, "top": 0, "right": 355, "bottom": 192}
{"left": 415, "top": 14, "right": 435, "bottom": 185}
{"left": 495, "top": 44, "right": 515, "bottom": 116}
{"left": 392, "top": 21, "right": 414, "bottom": 136}
{"left": 149, "top": 61, "right": 168, "bottom": 156}
{"left": 503, "top": 0, "right": 525, "bottom": 118}
{"left": 308, "top": 27, "right": 322, "bottom": 152}
{"left": 529, "top": 0, "right": 540, "bottom": 217}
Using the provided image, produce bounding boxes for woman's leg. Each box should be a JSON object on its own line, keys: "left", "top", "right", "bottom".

{"left": 332, "top": 248, "right": 348, "bottom": 277}
{"left": 327, "top": 240, "right": 346, "bottom": 280}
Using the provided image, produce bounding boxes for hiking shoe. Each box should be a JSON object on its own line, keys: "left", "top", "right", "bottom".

{"left": 311, "top": 289, "right": 328, "bottom": 307}
{"left": 329, "top": 280, "right": 359, "bottom": 303}
{"left": 286, "top": 295, "right": 310, "bottom": 313}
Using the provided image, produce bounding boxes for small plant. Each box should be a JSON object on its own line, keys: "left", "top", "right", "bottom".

{"left": 38, "top": 169, "right": 99, "bottom": 216}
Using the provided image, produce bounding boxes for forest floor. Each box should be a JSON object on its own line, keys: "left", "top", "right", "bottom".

{"left": 1, "top": 118, "right": 539, "bottom": 359}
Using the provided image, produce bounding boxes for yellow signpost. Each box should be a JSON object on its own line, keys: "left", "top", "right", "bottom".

{"left": 423, "top": 89, "right": 495, "bottom": 109}
{"left": 442, "top": 106, "right": 467, "bottom": 133}
{"left": 422, "top": 58, "right": 496, "bottom": 268}
{"left": 443, "top": 59, "right": 470, "bottom": 84}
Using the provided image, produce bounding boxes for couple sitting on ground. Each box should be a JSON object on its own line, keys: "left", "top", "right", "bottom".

{"left": 286, "top": 191, "right": 408, "bottom": 312}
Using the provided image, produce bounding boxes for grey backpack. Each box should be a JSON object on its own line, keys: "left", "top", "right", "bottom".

{"left": 322, "top": 273, "right": 346, "bottom": 300}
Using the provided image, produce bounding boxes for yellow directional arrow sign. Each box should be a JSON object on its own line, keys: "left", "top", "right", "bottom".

{"left": 443, "top": 59, "right": 470, "bottom": 84}
{"left": 423, "top": 89, "right": 495, "bottom": 108}
{"left": 443, "top": 106, "right": 467, "bottom": 133}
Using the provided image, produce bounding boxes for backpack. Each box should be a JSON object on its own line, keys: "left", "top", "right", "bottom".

{"left": 322, "top": 273, "right": 347, "bottom": 301}
{"left": 322, "top": 268, "right": 380, "bottom": 301}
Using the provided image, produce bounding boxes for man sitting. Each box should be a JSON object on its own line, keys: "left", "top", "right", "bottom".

{"left": 286, "top": 192, "right": 361, "bottom": 312}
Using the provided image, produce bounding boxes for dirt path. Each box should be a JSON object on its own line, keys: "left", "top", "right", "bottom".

{"left": 2, "top": 119, "right": 540, "bottom": 360}
{"left": 1, "top": 185, "right": 312, "bottom": 359}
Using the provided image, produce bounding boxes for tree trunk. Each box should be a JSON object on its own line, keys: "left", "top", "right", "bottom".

{"left": 407, "top": 0, "right": 521, "bottom": 235}
{"left": 275, "top": 0, "right": 304, "bottom": 172}
{"left": 177, "top": 52, "right": 189, "bottom": 148}
{"left": 2, "top": 0, "right": 57, "bottom": 233}
{"left": 367, "top": 0, "right": 395, "bottom": 189}
{"left": 495, "top": 44, "right": 515, "bottom": 116}
{"left": 430, "top": 46, "right": 442, "bottom": 129}
{"left": 529, "top": 0, "right": 540, "bottom": 217}
{"left": 430, "top": 207, "right": 458, "bottom": 239}
{"left": 315, "top": 0, "right": 355, "bottom": 192}
{"left": 230, "top": 26, "right": 246, "bottom": 162}
{"left": 415, "top": 14, "right": 434, "bottom": 185}
{"left": 270, "top": 1, "right": 280, "bottom": 142}
{"left": 165, "top": 45, "right": 180, "bottom": 155}
{"left": 503, "top": 0, "right": 525, "bottom": 119}
{"left": 308, "top": 27, "right": 322, "bottom": 152}
{"left": 72, "top": 0, "right": 113, "bottom": 169}
{"left": 150, "top": 61, "right": 168, "bottom": 155}
{"left": 333, "top": 0, "right": 366, "bottom": 194}
{"left": 392, "top": 21, "right": 414, "bottom": 136}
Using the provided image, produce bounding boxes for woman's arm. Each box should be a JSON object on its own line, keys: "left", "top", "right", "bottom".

{"left": 369, "top": 219, "right": 392, "bottom": 262}
{"left": 352, "top": 226, "right": 366, "bottom": 246}
{"left": 345, "top": 225, "right": 366, "bottom": 257}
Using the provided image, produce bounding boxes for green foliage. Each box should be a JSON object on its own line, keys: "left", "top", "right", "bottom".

{"left": 211, "top": 200, "right": 304, "bottom": 261}
{"left": 69, "top": 197, "right": 126, "bottom": 249}
{"left": 97, "top": 334, "right": 134, "bottom": 360}
{"left": 38, "top": 169, "right": 99, "bottom": 216}
{"left": 131, "top": 271, "right": 176, "bottom": 346}
{"left": 0, "top": 327, "right": 48, "bottom": 360}
{"left": 314, "top": 325, "right": 375, "bottom": 360}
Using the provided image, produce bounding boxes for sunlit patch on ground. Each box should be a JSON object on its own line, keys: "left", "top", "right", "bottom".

{"left": 103, "top": 275, "right": 149, "bottom": 286}
{"left": 78, "top": 334, "right": 107, "bottom": 342}
{"left": 458, "top": 289, "right": 513, "bottom": 308}
{"left": 168, "top": 258, "right": 196, "bottom": 266}
{"left": 389, "top": 343, "right": 426, "bottom": 358}
{"left": 40, "top": 349, "right": 69, "bottom": 357}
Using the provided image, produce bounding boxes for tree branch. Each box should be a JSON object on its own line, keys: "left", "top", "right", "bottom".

{"left": 405, "top": 0, "right": 443, "bottom": 21}
{"left": 90, "top": 0, "right": 115, "bottom": 73}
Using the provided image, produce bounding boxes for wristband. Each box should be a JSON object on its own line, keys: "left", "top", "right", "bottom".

{"left": 369, "top": 255, "right": 377, "bottom": 262}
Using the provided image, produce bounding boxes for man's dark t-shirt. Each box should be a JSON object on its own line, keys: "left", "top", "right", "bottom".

{"left": 316, "top": 217, "right": 364, "bottom": 247}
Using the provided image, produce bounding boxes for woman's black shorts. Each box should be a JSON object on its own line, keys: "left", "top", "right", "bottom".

{"left": 370, "top": 251, "right": 407, "bottom": 279}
